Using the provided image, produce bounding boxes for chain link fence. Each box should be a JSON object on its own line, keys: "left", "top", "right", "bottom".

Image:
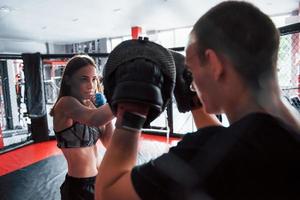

{"left": 278, "top": 33, "right": 300, "bottom": 99}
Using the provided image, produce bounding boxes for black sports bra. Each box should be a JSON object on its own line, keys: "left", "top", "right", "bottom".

{"left": 54, "top": 122, "right": 101, "bottom": 148}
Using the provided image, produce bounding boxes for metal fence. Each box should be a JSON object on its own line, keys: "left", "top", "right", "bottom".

{"left": 278, "top": 33, "right": 300, "bottom": 98}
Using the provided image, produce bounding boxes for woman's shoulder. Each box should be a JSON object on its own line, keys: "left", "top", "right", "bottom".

{"left": 57, "top": 96, "right": 81, "bottom": 106}
{"left": 53, "top": 96, "right": 81, "bottom": 112}
{"left": 59, "top": 96, "right": 77, "bottom": 102}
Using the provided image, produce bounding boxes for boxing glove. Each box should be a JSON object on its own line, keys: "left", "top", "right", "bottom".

{"left": 171, "top": 50, "right": 202, "bottom": 113}
{"left": 112, "top": 58, "right": 164, "bottom": 108}
{"left": 95, "top": 93, "right": 107, "bottom": 108}
{"left": 103, "top": 38, "right": 176, "bottom": 127}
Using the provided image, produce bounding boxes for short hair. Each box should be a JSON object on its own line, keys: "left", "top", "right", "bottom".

{"left": 192, "top": 1, "right": 279, "bottom": 89}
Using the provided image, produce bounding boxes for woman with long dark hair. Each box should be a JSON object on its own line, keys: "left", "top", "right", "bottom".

{"left": 50, "top": 55, "right": 114, "bottom": 200}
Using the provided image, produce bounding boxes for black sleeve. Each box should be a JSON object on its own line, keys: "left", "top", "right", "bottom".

{"left": 131, "top": 126, "right": 224, "bottom": 200}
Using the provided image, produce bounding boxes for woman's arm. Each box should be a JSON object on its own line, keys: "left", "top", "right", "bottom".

{"left": 100, "top": 121, "right": 114, "bottom": 148}
{"left": 56, "top": 96, "right": 114, "bottom": 127}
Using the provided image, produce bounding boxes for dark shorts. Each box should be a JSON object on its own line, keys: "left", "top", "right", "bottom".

{"left": 60, "top": 174, "right": 96, "bottom": 200}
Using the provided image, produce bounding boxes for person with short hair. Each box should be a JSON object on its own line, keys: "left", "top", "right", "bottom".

{"left": 95, "top": 1, "right": 300, "bottom": 199}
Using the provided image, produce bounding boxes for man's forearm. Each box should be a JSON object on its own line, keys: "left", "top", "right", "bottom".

{"left": 96, "top": 128, "right": 140, "bottom": 197}
{"left": 192, "top": 107, "right": 222, "bottom": 128}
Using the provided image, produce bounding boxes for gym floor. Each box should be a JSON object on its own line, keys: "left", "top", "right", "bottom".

{"left": 0, "top": 134, "right": 180, "bottom": 200}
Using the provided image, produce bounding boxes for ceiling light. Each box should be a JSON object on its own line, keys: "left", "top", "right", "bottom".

{"left": 0, "top": 6, "right": 12, "bottom": 13}
{"left": 113, "top": 8, "right": 121, "bottom": 12}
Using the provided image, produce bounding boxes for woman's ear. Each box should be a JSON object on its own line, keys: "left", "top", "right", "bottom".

{"left": 205, "top": 49, "right": 224, "bottom": 81}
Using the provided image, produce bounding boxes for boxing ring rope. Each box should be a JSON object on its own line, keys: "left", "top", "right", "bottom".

{"left": 0, "top": 47, "right": 186, "bottom": 154}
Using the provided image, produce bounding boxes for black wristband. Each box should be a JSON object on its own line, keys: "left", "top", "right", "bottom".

{"left": 116, "top": 111, "right": 146, "bottom": 132}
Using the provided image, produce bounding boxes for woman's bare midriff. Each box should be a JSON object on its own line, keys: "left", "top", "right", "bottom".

{"left": 61, "top": 145, "right": 101, "bottom": 178}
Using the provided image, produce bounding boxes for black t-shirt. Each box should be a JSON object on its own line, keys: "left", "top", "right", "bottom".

{"left": 131, "top": 113, "right": 300, "bottom": 200}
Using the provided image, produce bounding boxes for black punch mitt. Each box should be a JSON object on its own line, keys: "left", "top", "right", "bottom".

{"left": 170, "top": 50, "right": 202, "bottom": 113}
{"left": 103, "top": 38, "right": 176, "bottom": 126}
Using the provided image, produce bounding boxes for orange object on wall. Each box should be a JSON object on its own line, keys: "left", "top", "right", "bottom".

{"left": 131, "top": 26, "right": 142, "bottom": 39}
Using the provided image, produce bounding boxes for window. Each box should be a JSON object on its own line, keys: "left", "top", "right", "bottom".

{"left": 157, "top": 30, "right": 175, "bottom": 48}
{"left": 174, "top": 27, "right": 192, "bottom": 48}
{"left": 110, "top": 37, "right": 123, "bottom": 51}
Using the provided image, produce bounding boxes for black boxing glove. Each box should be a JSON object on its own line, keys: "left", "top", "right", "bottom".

{"left": 103, "top": 38, "right": 176, "bottom": 126}
{"left": 111, "top": 59, "right": 163, "bottom": 131}
{"left": 171, "top": 50, "right": 202, "bottom": 113}
{"left": 112, "top": 58, "right": 164, "bottom": 111}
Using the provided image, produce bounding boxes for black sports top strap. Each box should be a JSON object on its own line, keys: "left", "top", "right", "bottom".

{"left": 54, "top": 122, "right": 101, "bottom": 148}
